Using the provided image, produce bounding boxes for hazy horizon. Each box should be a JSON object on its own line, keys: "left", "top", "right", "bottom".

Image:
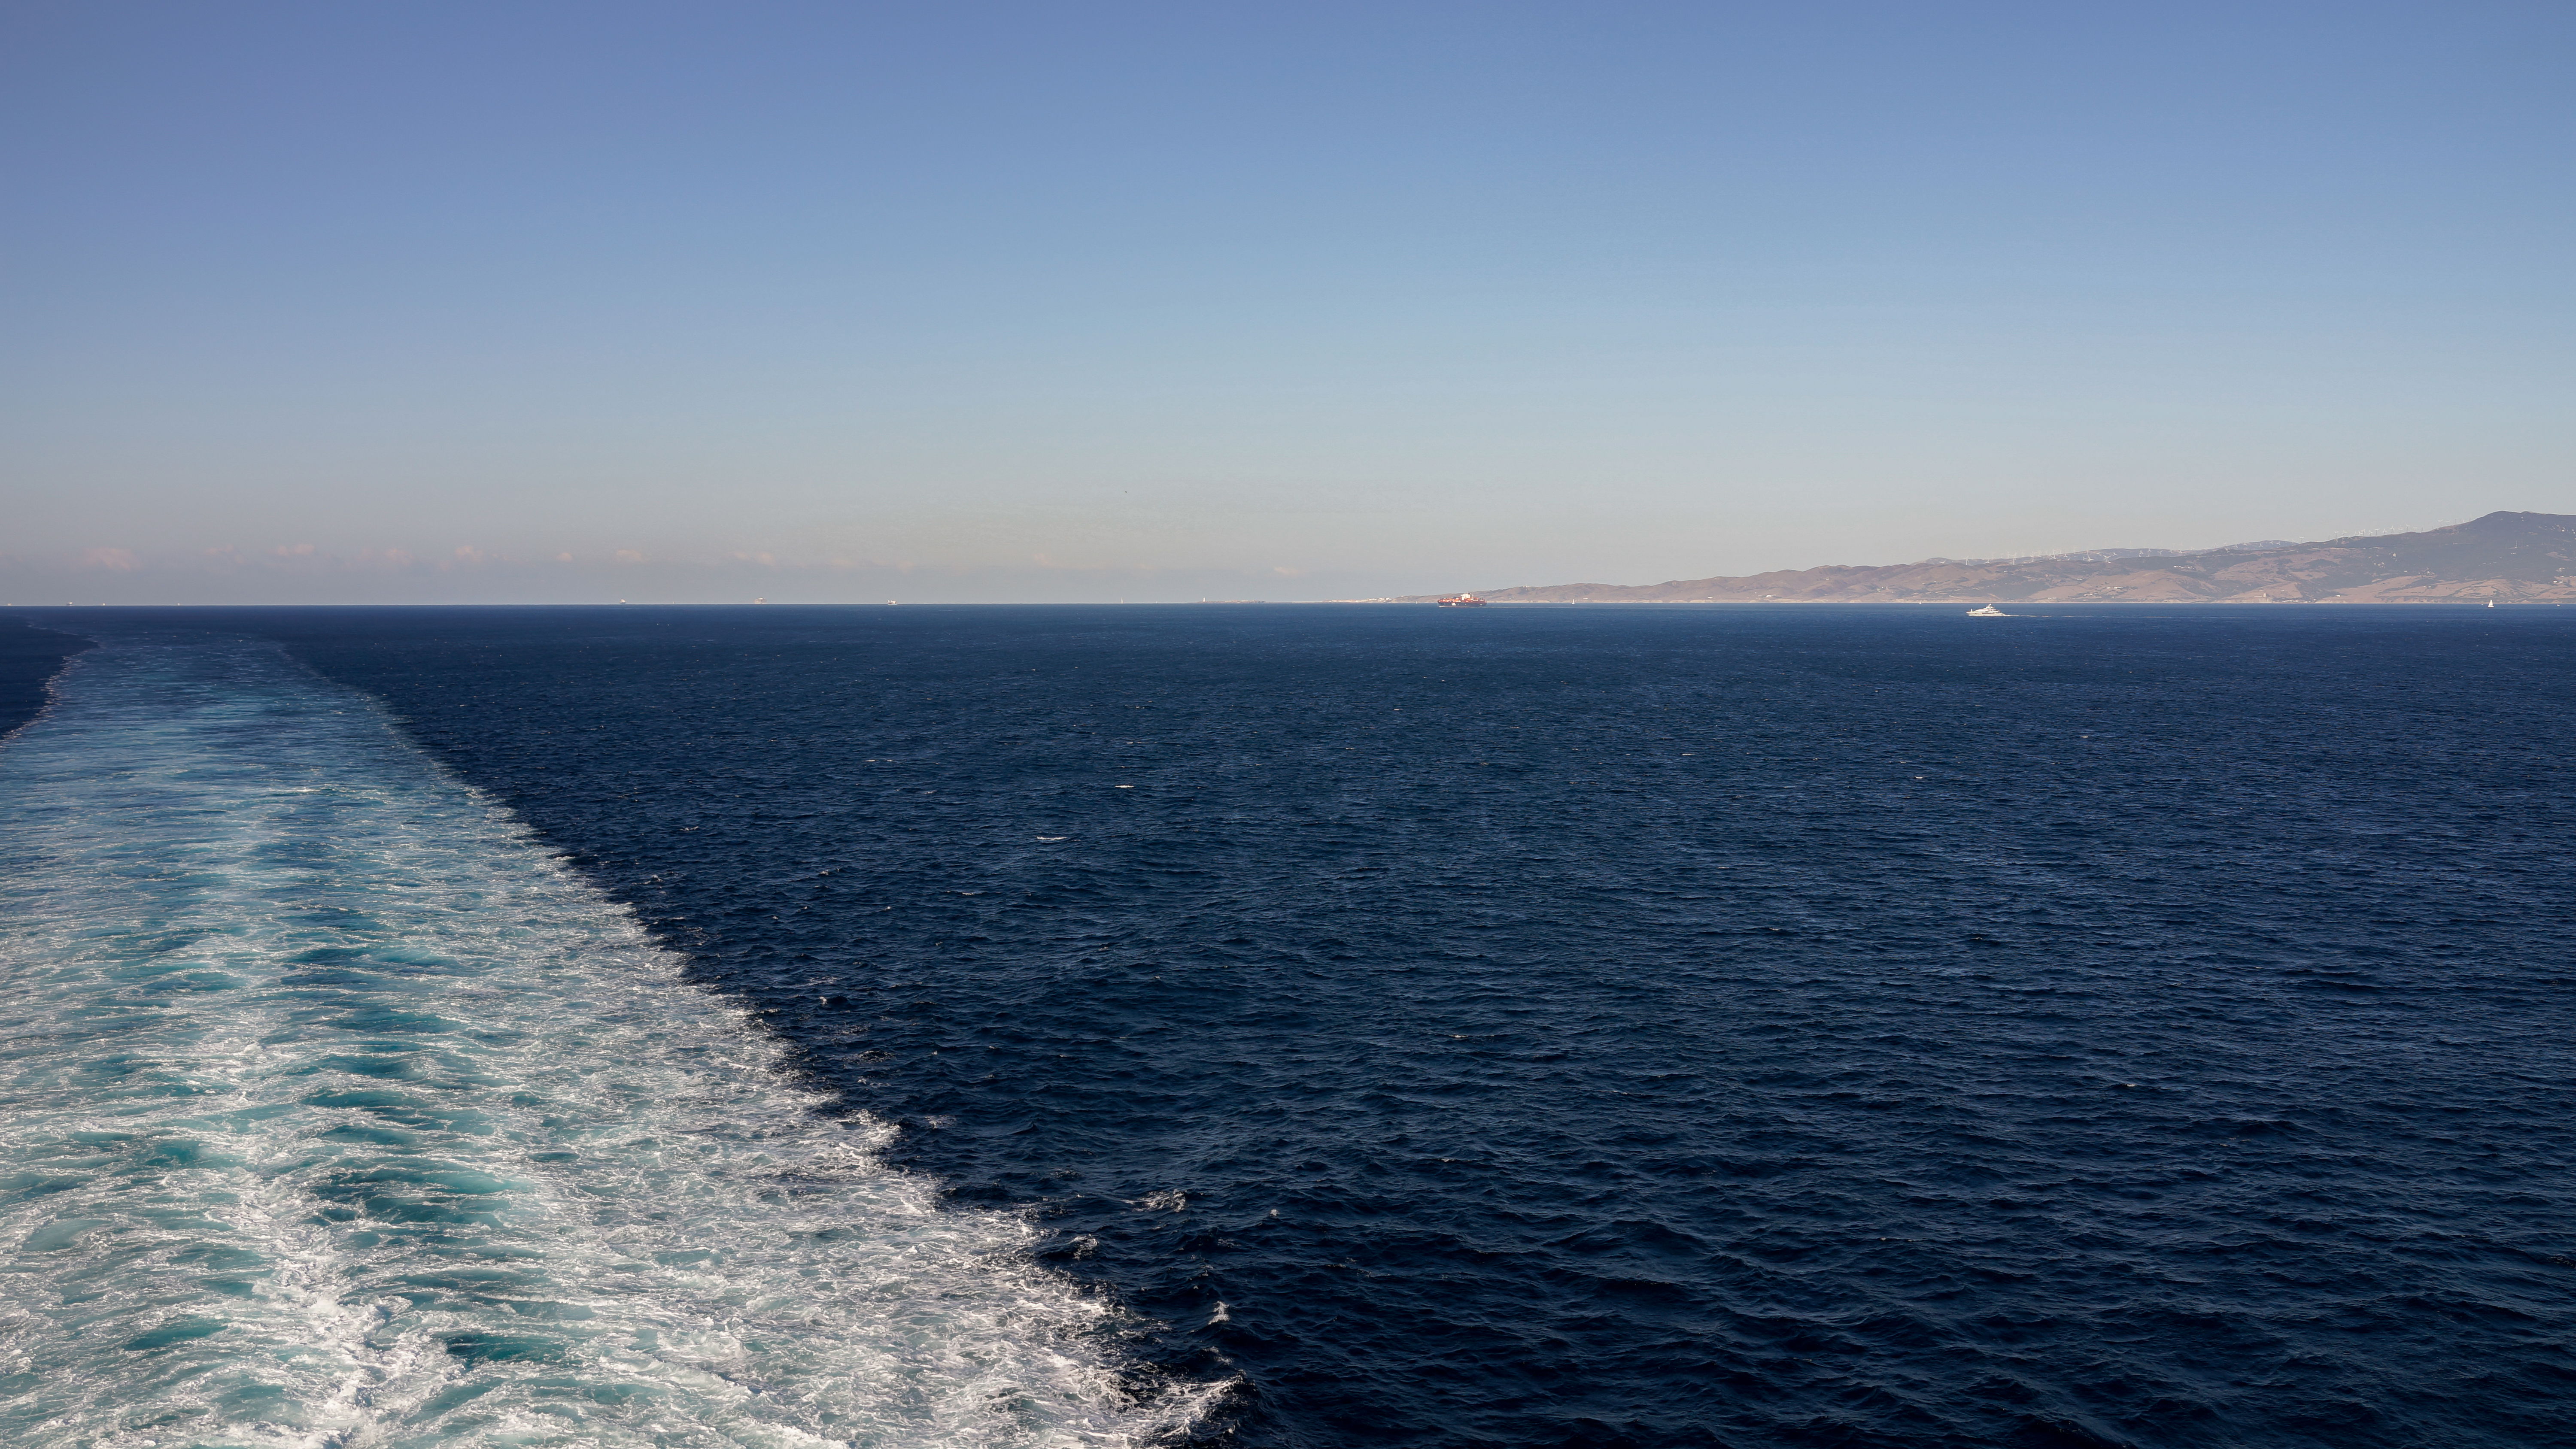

{"left": 6, "top": 2, "right": 2570, "bottom": 603}
{"left": 0, "top": 509, "right": 2533, "bottom": 608}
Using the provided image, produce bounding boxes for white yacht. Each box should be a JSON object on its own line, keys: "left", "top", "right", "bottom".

{"left": 1966, "top": 605, "right": 2008, "bottom": 617}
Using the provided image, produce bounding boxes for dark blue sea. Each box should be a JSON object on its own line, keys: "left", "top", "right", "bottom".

{"left": 3, "top": 605, "right": 2570, "bottom": 1448}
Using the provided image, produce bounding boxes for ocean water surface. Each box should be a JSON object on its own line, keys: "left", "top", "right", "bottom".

{"left": 4, "top": 604, "right": 2572, "bottom": 1448}
{"left": 0, "top": 632, "right": 1209, "bottom": 1446}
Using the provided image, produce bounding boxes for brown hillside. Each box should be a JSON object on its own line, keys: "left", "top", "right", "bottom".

{"left": 1415, "top": 511, "right": 2576, "bottom": 604}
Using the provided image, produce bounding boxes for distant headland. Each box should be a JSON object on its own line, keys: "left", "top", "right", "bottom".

{"left": 1393, "top": 510, "right": 2576, "bottom": 604}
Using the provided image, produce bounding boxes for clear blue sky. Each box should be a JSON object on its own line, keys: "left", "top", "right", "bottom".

{"left": 4, "top": 1, "right": 2568, "bottom": 602}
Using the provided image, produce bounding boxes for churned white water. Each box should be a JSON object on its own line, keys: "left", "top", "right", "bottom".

{"left": 0, "top": 639, "right": 1215, "bottom": 1448}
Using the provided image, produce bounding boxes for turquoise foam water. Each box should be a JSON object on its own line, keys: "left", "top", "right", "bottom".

{"left": 0, "top": 639, "right": 1214, "bottom": 1448}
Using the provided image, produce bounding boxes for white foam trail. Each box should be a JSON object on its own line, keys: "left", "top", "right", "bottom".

{"left": 0, "top": 639, "right": 1219, "bottom": 1447}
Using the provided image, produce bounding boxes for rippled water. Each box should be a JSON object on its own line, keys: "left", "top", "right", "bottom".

{"left": 0, "top": 636, "right": 1210, "bottom": 1447}
{"left": 9, "top": 605, "right": 2575, "bottom": 1448}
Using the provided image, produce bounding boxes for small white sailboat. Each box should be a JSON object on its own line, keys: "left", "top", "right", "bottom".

{"left": 1966, "top": 605, "right": 2008, "bottom": 617}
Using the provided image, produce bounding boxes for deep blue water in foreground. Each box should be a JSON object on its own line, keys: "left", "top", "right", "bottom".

{"left": 11, "top": 604, "right": 2575, "bottom": 1447}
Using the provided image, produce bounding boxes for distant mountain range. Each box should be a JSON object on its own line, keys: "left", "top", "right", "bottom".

{"left": 1403, "top": 510, "right": 2576, "bottom": 604}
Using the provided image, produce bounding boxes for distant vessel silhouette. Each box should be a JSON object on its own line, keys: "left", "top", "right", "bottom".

{"left": 1966, "top": 605, "right": 2008, "bottom": 617}
{"left": 1435, "top": 594, "right": 1488, "bottom": 607}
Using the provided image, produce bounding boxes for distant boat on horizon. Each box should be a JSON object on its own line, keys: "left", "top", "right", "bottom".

{"left": 1966, "top": 604, "right": 2008, "bottom": 617}
{"left": 1435, "top": 594, "right": 1488, "bottom": 607}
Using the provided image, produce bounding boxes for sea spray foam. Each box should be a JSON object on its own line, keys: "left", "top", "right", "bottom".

{"left": 0, "top": 637, "right": 1215, "bottom": 1447}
